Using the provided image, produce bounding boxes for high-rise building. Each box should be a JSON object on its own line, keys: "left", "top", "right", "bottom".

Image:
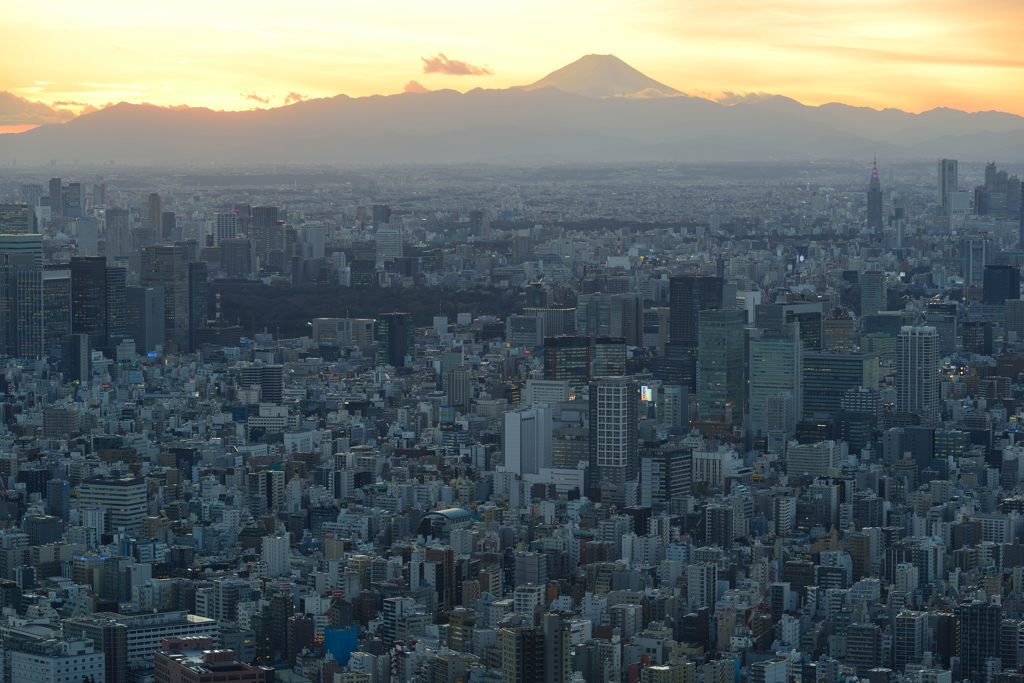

{"left": 0, "top": 203, "right": 34, "bottom": 234}
{"left": 704, "top": 504, "right": 734, "bottom": 549}
{"left": 957, "top": 599, "right": 1001, "bottom": 681}
{"left": 500, "top": 626, "right": 545, "bottom": 683}
{"left": 48, "top": 178, "right": 63, "bottom": 218}
{"left": 160, "top": 211, "right": 177, "bottom": 240}
{"left": 894, "top": 610, "right": 926, "bottom": 671}
{"left": 543, "top": 335, "right": 591, "bottom": 393}
{"left": 126, "top": 286, "right": 165, "bottom": 353}
{"left": 42, "top": 268, "right": 71, "bottom": 357}
{"left": 897, "top": 326, "right": 940, "bottom": 423}
{"left": 104, "top": 208, "right": 131, "bottom": 260}
{"left": 696, "top": 309, "right": 746, "bottom": 425}
{"left": 446, "top": 366, "right": 472, "bottom": 411}
{"left": 140, "top": 243, "right": 191, "bottom": 353}
{"left": 860, "top": 271, "right": 887, "bottom": 317}
{"left": 68, "top": 257, "right": 104, "bottom": 345}
{"left": 802, "top": 352, "right": 880, "bottom": 418}
{"left": 593, "top": 336, "right": 626, "bottom": 377}
{"left": 0, "top": 234, "right": 44, "bottom": 357}
{"left": 62, "top": 616, "right": 128, "bottom": 683}
{"left": 144, "top": 192, "right": 162, "bottom": 232}
{"left": 982, "top": 264, "right": 1020, "bottom": 304}
{"left": 375, "top": 312, "right": 414, "bottom": 367}
{"left": 748, "top": 323, "right": 802, "bottom": 438}
{"left": 668, "top": 274, "right": 722, "bottom": 349}
{"left": 588, "top": 378, "right": 639, "bottom": 498}
{"left": 77, "top": 474, "right": 147, "bottom": 533}
{"left": 188, "top": 262, "right": 208, "bottom": 351}
{"left": 867, "top": 159, "right": 883, "bottom": 235}
{"left": 961, "top": 237, "right": 990, "bottom": 287}
{"left": 504, "top": 405, "right": 552, "bottom": 476}
{"left": 262, "top": 534, "right": 290, "bottom": 577}
{"left": 371, "top": 204, "right": 391, "bottom": 229}
{"left": 214, "top": 211, "right": 239, "bottom": 245}
{"left": 939, "top": 158, "right": 958, "bottom": 211}
{"left": 542, "top": 613, "right": 571, "bottom": 683}
{"left": 375, "top": 223, "right": 404, "bottom": 260}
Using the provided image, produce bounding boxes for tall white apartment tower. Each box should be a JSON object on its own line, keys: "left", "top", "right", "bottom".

{"left": 897, "top": 326, "right": 940, "bottom": 424}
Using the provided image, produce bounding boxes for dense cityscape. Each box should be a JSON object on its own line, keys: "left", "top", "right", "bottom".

{"left": 0, "top": 157, "right": 1016, "bottom": 683}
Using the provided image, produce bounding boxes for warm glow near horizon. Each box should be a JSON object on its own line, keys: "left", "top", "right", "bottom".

{"left": 4, "top": 0, "right": 1024, "bottom": 122}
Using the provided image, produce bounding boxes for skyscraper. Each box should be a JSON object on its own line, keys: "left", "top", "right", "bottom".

{"left": 860, "top": 271, "right": 887, "bottom": 317}
{"left": 0, "top": 204, "right": 34, "bottom": 234}
{"left": 141, "top": 243, "right": 191, "bottom": 353}
{"left": 188, "top": 262, "right": 208, "bottom": 351}
{"left": 897, "top": 326, "right": 940, "bottom": 424}
{"left": 982, "top": 264, "right": 1020, "bottom": 304}
{"left": 104, "top": 207, "right": 131, "bottom": 260}
{"left": 0, "top": 234, "right": 44, "bottom": 357}
{"left": 748, "top": 323, "right": 802, "bottom": 438}
{"left": 961, "top": 237, "right": 990, "bottom": 287}
{"left": 588, "top": 377, "right": 639, "bottom": 499}
{"left": 42, "top": 267, "right": 71, "bottom": 357}
{"left": 70, "top": 257, "right": 109, "bottom": 349}
{"left": 802, "top": 352, "right": 880, "bottom": 418}
{"left": 543, "top": 335, "right": 591, "bottom": 393}
{"left": 867, "top": 158, "right": 883, "bottom": 235}
{"left": 697, "top": 309, "right": 746, "bottom": 425}
{"left": 938, "top": 158, "right": 958, "bottom": 211}
{"left": 145, "top": 192, "right": 162, "bottom": 232}
{"left": 957, "top": 599, "right": 1001, "bottom": 681}
{"left": 215, "top": 211, "right": 239, "bottom": 245}
{"left": 126, "top": 286, "right": 165, "bottom": 353}
{"left": 592, "top": 336, "right": 626, "bottom": 377}
{"left": 668, "top": 274, "right": 723, "bottom": 349}
{"left": 375, "top": 312, "right": 414, "bottom": 367}
{"left": 48, "top": 177, "right": 63, "bottom": 218}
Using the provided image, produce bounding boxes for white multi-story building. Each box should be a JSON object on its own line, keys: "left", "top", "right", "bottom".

{"left": 10, "top": 638, "right": 105, "bottom": 683}
{"left": 897, "top": 326, "right": 940, "bottom": 423}
{"left": 262, "top": 534, "right": 290, "bottom": 577}
{"left": 76, "top": 475, "right": 147, "bottom": 534}
{"left": 503, "top": 405, "right": 552, "bottom": 476}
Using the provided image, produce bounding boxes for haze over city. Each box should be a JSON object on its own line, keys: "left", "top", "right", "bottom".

{"left": 1, "top": 3, "right": 1024, "bottom": 683}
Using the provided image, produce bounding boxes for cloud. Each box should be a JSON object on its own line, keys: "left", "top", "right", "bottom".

{"left": 242, "top": 92, "right": 270, "bottom": 104}
{"left": 421, "top": 53, "right": 492, "bottom": 76}
{"left": 403, "top": 80, "right": 431, "bottom": 94}
{"left": 716, "top": 91, "right": 787, "bottom": 105}
{"left": 0, "top": 91, "right": 77, "bottom": 125}
{"left": 283, "top": 91, "right": 307, "bottom": 105}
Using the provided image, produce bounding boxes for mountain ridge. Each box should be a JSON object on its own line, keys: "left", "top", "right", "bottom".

{"left": 3, "top": 55, "right": 1024, "bottom": 164}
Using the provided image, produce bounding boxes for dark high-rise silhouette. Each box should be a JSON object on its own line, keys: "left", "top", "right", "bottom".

{"left": 543, "top": 335, "right": 591, "bottom": 392}
{"left": 668, "top": 274, "right": 722, "bottom": 349}
{"left": 70, "top": 257, "right": 108, "bottom": 349}
{"left": 982, "top": 264, "right": 1021, "bottom": 304}
{"left": 375, "top": 312, "right": 414, "bottom": 367}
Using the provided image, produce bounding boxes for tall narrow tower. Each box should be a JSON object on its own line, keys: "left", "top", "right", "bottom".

{"left": 867, "top": 158, "right": 883, "bottom": 237}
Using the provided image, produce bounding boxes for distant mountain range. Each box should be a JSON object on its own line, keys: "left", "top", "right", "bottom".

{"left": 3, "top": 54, "right": 1024, "bottom": 164}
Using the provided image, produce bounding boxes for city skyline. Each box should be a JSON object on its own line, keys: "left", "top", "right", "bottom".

{"left": 4, "top": 0, "right": 1024, "bottom": 134}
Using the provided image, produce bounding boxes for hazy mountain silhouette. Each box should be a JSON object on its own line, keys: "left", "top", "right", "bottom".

{"left": 3, "top": 55, "right": 1023, "bottom": 164}
{"left": 521, "top": 54, "right": 683, "bottom": 98}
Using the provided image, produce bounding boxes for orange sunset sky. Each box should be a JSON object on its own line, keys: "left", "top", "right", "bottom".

{"left": 3, "top": 0, "right": 1024, "bottom": 129}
